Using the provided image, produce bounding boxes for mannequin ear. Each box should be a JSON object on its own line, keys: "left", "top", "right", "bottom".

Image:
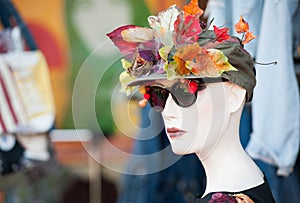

{"left": 228, "top": 83, "right": 246, "bottom": 113}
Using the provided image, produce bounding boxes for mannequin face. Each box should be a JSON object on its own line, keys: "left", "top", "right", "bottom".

{"left": 158, "top": 80, "right": 233, "bottom": 156}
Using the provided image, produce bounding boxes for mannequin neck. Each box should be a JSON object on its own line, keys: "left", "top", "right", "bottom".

{"left": 196, "top": 108, "right": 264, "bottom": 197}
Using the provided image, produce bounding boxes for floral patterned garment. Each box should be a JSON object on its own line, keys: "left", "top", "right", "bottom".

{"left": 194, "top": 181, "right": 276, "bottom": 203}
{"left": 208, "top": 193, "right": 254, "bottom": 203}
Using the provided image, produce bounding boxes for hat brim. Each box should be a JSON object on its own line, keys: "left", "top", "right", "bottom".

{"left": 127, "top": 73, "right": 226, "bottom": 86}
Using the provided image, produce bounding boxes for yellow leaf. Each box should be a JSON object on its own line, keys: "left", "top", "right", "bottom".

{"left": 159, "top": 46, "right": 172, "bottom": 61}
{"left": 119, "top": 71, "right": 134, "bottom": 95}
{"left": 207, "top": 49, "right": 237, "bottom": 75}
{"left": 121, "top": 59, "right": 132, "bottom": 70}
{"left": 164, "top": 61, "right": 177, "bottom": 80}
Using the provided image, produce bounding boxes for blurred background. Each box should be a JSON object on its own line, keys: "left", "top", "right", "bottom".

{"left": 0, "top": 0, "right": 207, "bottom": 202}
{"left": 0, "top": 0, "right": 299, "bottom": 203}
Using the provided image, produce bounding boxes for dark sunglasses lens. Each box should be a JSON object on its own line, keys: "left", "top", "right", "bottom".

{"left": 148, "top": 87, "right": 168, "bottom": 112}
{"left": 171, "top": 82, "right": 198, "bottom": 107}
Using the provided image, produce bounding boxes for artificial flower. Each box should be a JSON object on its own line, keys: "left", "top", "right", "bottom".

{"left": 121, "top": 27, "right": 154, "bottom": 43}
{"left": 148, "top": 5, "right": 181, "bottom": 46}
{"left": 164, "top": 61, "right": 177, "bottom": 80}
{"left": 174, "top": 14, "right": 202, "bottom": 45}
{"left": 139, "top": 86, "right": 146, "bottom": 94}
{"left": 209, "top": 193, "right": 236, "bottom": 203}
{"left": 138, "top": 99, "right": 148, "bottom": 108}
{"left": 106, "top": 25, "right": 139, "bottom": 59}
{"left": 187, "top": 80, "right": 198, "bottom": 94}
{"left": 159, "top": 46, "right": 172, "bottom": 61}
{"left": 107, "top": 0, "right": 256, "bottom": 96}
{"left": 207, "top": 49, "right": 237, "bottom": 75}
{"left": 121, "top": 59, "right": 132, "bottom": 70}
{"left": 173, "top": 55, "right": 190, "bottom": 76}
{"left": 119, "top": 71, "right": 134, "bottom": 95}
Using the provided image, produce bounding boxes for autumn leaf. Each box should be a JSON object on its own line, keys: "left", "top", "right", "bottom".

{"left": 207, "top": 49, "right": 237, "bottom": 75}
{"left": 235, "top": 16, "right": 249, "bottom": 34}
{"left": 186, "top": 48, "right": 237, "bottom": 77}
{"left": 242, "top": 31, "right": 256, "bottom": 44}
{"left": 107, "top": 25, "right": 139, "bottom": 59}
{"left": 175, "top": 43, "right": 201, "bottom": 61}
{"left": 187, "top": 47, "right": 217, "bottom": 77}
{"left": 183, "top": 0, "right": 204, "bottom": 17}
{"left": 175, "top": 43, "right": 210, "bottom": 76}
{"left": 213, "top": 25, "right": 230, "bottom": 42}
{"left": 174, "top": 55, "right": 191, "bottom": 75}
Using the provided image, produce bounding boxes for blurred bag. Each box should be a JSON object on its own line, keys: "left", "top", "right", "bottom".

{"left": 0, "top": 50, "right": 55, "bottom": 134}
{"left": 0, "top": 0, "right": 55, "bottom": 134}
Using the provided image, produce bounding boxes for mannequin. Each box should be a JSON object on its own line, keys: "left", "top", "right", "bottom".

{"left": 160, "top": 80, "right": 264, "bottom": 197}
{"left": 107, "top": 1, "right": 276, "bottom": 201}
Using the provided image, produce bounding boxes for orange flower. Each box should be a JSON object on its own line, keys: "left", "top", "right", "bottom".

{"left": 174, "top": 55, "right": 191, "bottom": 75}
{"left": 235, "top": 16, "right": 249, "bottom": 34}
{"left": 242, "top": 31, "right": 256, "bottom": 44}
{"left": 183, "top": 0, "right": 203, "bottom": 17}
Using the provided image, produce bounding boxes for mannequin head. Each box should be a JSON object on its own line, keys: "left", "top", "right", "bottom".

{"left": 146, "top": 79, "right": 246, "bottom": 157}
{"left": 108, "top": 1, "right": 256, "bottom": 156}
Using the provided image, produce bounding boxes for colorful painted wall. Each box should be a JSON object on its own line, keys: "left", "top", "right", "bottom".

{"left": 14, "top": 0, "right": 70, "bottom": 128}
{"left": 13, "top": 0, "right": 195, "bottom": 135}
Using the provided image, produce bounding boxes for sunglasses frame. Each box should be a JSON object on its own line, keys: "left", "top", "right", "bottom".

{"left": 145, "top": 79, "right": 204, "bottom": 112}
{"left": 145, "top": 78, "right": 229, "bottom": 112}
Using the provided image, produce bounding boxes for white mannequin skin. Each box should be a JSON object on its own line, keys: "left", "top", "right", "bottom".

{"left": 156, "top": 79, "right": 264, "bottom": 197}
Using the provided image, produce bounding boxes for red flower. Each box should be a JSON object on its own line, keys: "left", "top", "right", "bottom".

{"left": 188, "top": 80, "right": 198, "bottom": 94}
{"left": 213, "top": 26, "right": 230, "bottom": 42}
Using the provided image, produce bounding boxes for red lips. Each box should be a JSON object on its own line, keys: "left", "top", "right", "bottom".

{"left": 167, "top": 127, "right": 186, "bottom": 133}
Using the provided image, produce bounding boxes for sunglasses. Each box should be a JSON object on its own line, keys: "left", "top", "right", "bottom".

{"left": 143, "top": 78, "right": 228, "bottom": 112}
{"left": 142, "top": 79, "right": 205, "bottom": 112}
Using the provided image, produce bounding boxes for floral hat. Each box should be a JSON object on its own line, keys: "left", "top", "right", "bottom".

{"left": 107, "top": 0, "right": 256, "bottom": 102}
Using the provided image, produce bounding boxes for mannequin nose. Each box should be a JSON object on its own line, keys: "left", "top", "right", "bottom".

{"left": 162, "top": 93, "right": 180, "bottom": 117}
